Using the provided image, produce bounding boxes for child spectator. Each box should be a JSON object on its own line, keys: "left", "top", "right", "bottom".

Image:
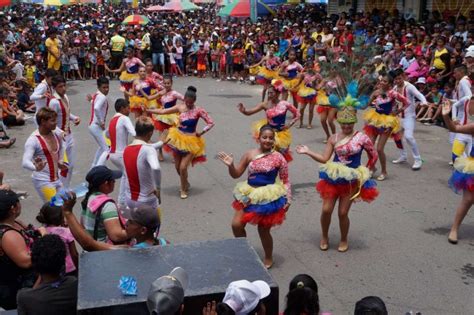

{"left": 175, "top": 40, "right": 184, "bottom": 75}
{"left": 196, "top": 44, "right": 208, "bottom": 78}
{"left": 24, "top": 58, "right": 37, "bottom": 88}
{"left": 418, "top": 82, "right": 441, "bottom": 122}
{"left": 61, "top": 52, "right": 70, "bottom": 81}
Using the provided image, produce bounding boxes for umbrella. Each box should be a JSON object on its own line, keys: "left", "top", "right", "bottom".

{"left": 0, "top": 0, "right": 11, "bottom": 7}
{"left": 44, "top": 0, "right": 70, "bottom": 5}
{"left": 161, "top": 0, "right": 201, "bottom": 12}
{"left": 122, "top": 15, "right": 150, "bottom": 25}
{"left": 145, "top": 4, "right": 168, "bottom": 12}
{"left": 218, "top": 0, "right": 275, "bottom": 17}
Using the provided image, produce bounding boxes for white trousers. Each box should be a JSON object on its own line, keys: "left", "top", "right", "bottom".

{"left": 88, "top": 124, "right": 108, "bottom": 168}
{"left": 60, "top": 134, "right": 75, "bottom": 189}
{"left": 400, "top": 116, "right": 421, "bottom": 160}
{"left": 32, "top": 177, "right": 63, "bottom": 203}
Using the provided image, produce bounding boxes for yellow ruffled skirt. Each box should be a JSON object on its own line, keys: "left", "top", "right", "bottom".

{"left": 119, "top": 72, "right": 138, "bottom": 84}
{"left": 165, "top": 127, "right": 206, "bottom": 165}
{"left": 363, "top": 108, "right": 400, "bottom": 135}
{"left": 317, "top": 90, "right": 330, "bottom": 105}
{"left": 282, "top": 77, "right": 301, "bottom": 92}
{"left": 252, "top": 119, "right": 291, "bottom": 151}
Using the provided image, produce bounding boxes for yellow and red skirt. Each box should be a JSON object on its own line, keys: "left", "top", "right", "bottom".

{"left": 317, "top": 162, "right": 378, "bottom": 202}
{"left": 363, "top": 109, "right": 401, "bottom": 137}
{"left": 119, "top": 72, "right": 138, "bottom": 91}
{"left": 449, "top": 156, "right": 474, "bottom": 193}
{"left": 256, "top": 67, "right": 277, "bottom": 85}
{"left": 153, "top": 113, "right": 179, "bottom": 132}
{"left": 296, "top": 85, "right": 317, "bottom": 104}
{"left": 164, "top": 127, "right": 206, "bottom": 166}
{"left": 232, "top": 180, "right": 287, "bottom": 228}
{"left": 252, "top": 118, "right": 292, "bottom": 162}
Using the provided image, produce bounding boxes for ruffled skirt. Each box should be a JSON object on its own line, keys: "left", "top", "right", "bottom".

{"left": 317, "top": 90, "right": 330, "bottom": 105}
{"left": 363, "top": 108, "right": 400, "bottom": 136}
{"left": 449, "top": 156, "right": 474, "bottom": 193}
{"left": 232, "top": 181, "right": 287, "bottom": 227}
{"left": 256, "top": 67, "right": 278, "bottom": 85}
{"left": 119, "top": 72, "right": 138, "bottom": 84}
{"left": 252, "top": 119, "right": 292, "bottom": 161}
{"left": 165, "top": 127, "right": 206, "bottom": 166}
{"left": 296, "top": 85, "right": 317, "bottom": 104}
{"left": 153, "top": 113, "right": 179, "bottom": 131}
{"left": 316, "top": 162, "right": 379, "bottom": 202}
{"left": 282, "top": 77, "right": 301, "bottom": 92}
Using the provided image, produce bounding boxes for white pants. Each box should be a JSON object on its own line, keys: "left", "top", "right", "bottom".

{"left": 400, "top": 116, "right": 421, "bottom": 160}
{"left": 107, "top": 152, "right": 126, "bottom": 206}
{"left": 60, "top": 134, "right": 75, "bottom": 189}
{"left": 88, "top": 124, "right": 108, "bottom": 168}
{"left": 32, "top": 177, "right": 63, "bottom": 203}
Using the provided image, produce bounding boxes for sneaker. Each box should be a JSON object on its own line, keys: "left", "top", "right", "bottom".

{"left": 423, "top": 122, "right": 432, "bottom": 126}
{"left": 412, "top": 159, "right": 422, "bottom": 170}
{"left": 216, "top": 79, "right": 221, "bottom": 82}
{"left": 227, "top": 76, "right": 231, "bottom": 80}
{"left": 449, "top": 161, "right": 454, "bottom": 166}
{"left": 392, "top": 157, "right": 407, "bottom": 164}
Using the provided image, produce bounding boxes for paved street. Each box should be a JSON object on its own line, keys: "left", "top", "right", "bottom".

{"left": 2, "top": 78, "right": 473, "bottom": 314}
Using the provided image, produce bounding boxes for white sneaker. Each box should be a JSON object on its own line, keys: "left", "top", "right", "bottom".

{"left": 392, "top": 157, "right": 407, "bottom": 164}
{"left": 412, "top": 159, "right": 422, "bottom": 170}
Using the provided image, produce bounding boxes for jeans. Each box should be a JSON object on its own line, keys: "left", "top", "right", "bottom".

{"left": 152, "top": 53, "right": 165, "bottom": 66}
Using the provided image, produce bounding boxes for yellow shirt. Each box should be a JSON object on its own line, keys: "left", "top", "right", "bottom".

{"left": 311, "top": 31, "right": 323, "bottom": 41}
{"left": 110, "top": 35, "right": 126, "bottom": 52}
{"left": 433, "top": 48, "right": 448, "bottom": 70}
{"left": 45, "top": 38, "right": 60, "bottom": 59}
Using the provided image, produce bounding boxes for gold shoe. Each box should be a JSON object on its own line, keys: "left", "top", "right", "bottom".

{"left": 180, "top": 190, "right": 188, "bottom": 199}
{"left": 338, "top": 243, "right": 349, "bottom": 252}
{"left": 319, "top": 240, "right": 329, "bottom": 251}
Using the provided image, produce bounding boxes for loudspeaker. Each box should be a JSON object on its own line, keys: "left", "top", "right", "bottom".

{"left": 78, "top": 238, "right": 279, "bottom": 314}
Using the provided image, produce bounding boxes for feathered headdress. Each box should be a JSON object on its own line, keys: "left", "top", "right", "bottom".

{"left": 329, "top": 81, "right": 370, "bottom": 124}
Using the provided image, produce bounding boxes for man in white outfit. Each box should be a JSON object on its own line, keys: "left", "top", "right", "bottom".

{"left": 22, "top": 107, "right": 66, "bottom": 202}
{"left": 48, "top": 76, "right": 81, "bottom": 188}
{"left": 392, "top": 69, "right": 427, "bottom": 170}
{"left": 30, "top": 69, "right": 57, "bottom": 125}
{"left": 88, "top": 77, "right": 110, "bottom": 167}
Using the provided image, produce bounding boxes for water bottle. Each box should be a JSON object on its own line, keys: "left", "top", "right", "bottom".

{"left": 50, "top": 182, "right": 89, "bottom": 206}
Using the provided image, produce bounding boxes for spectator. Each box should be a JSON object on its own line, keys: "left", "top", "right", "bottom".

{"left": 147, "top": 267, "right": 188, "bottom": 315}
{"left": 217, "top": 280, "right": 270, "bottom": 315}
{"left": 354, "top": 296, "right": 388, "bottom": 315}
{"left": 283, "top": 274, "right": 320, "bottom": 315}
{"left": 16, "top": 235, "right": 78, "bottom": 315}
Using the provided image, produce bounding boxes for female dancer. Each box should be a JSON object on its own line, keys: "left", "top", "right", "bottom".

{"left": 145, "top": 58, "right": 163, "bottom": 88}
{"left": 317, "top": 69, "right": 341, "bottom": 142}
{"left": 145, "top": 76, "right": 184, "bottom": 161}
{"left": 297, "top": 102, "right": 379, "bottom": 252}
{"left": 146, "top": 86, "right": 214, "bottom": 199}
{"left": 217, "top": 125, "right": 291, "bottom": 268}
{"left": 442, "top": 98, "right": 474, "bottom": 244}
{"left": 279, "top": 49, "right": 304, "bottom": 105}
{"left": 296, "top": 60, "right": 319, "bottom": 129}
{"left": 238, "top": 84, "right": 300, "bottom": 162}
{"left": 106, "top": 48, "right": 145, "bottom": 99}
{"left": 254, "top": 46, "right": 281, "bottom": 101}
{"left": 363, "top": 75, "right": 408, "bottom": 180}
{"left": 121, "top": 67, "right": 158, "bottom": 118}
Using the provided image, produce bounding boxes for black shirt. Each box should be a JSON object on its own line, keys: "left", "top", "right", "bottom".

{"left": 150, "top": 35, "right": 164, "bottom": 54}
{"left": 17, "top": 276, "right": 78, "bottom": 315}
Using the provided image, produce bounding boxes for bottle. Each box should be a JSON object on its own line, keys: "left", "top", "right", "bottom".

{"left": 50, "top": 182, "right": 89, "bottom": 206}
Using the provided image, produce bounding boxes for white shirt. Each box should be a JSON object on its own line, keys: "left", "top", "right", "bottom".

{"left": 394, "top": 81, "right": 427, "bottom": 118}
{"left": 106, "top": 113, "right": 136, "bottom": 154}
{"left": 452, "top": 95, "right": 471, "bottom": 125}
{"left": 48, "top": 93, "right": 78, "bottom": 133}
{"left": 30, "top": 81, "right": 52, "bottom": 113}
{"left": 89, "top": 91, "right": 108, "bottom": 126}
{"left": 22, "top": 129, "right": 64, "bottom": 182}
{"left": 454, "top": 76, "right": 472, "bottom": 101}
{"left": 123, "top": 139, "right": 162, "bottom": 203}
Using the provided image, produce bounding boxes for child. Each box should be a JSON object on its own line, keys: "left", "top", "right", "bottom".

{"left": 100, "top": 44, "right": 111, "bottom": 78}
{"left": 36, "top": 203, "right": 79, "bottom": 276}
{"left": 169, "top": 47, "right": 180, "bottom": 77}
{"left": 418, "top": 83, "right": 441, "bottom": 123}
{"left": 174, "top": 40, "right": 184, "bottom": 75}
{"left": 24, "top": 58, "right": 36, "bottom": 88}
{"left": 69, "top": 46, "right": 82, "bottom": 80}
{"left": 218, "top": 46, "right": 226, "bottom": 81}
{"left": 87, "top": 47, "right": 97, "bottom": 79}
{"left": 61, "top": 52, "right": 70, "bottom": 81}
{"left": 210, "top": 42, "right": 220, "bottom": 79}
{"left": 196, "top": 44, "right": 207, "bottom": 78}
{"left": 97, "top": 49, "right": 105, "bottom": 78}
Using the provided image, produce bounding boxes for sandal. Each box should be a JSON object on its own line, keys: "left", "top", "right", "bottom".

{"left": 376, "top": 174, "right": 387, "bottom": 181}
{"left": 180, "top": 190, "right": 188, "bottom": 199}
{"left": 319, "top": 239, "right": 329, "bottom": 251}
{"left": 307, "top": 125, "right": 313, "bottom": 129}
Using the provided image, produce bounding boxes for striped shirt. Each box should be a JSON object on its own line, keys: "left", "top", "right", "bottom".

{"left": 81, "top": 193, "right": 119, "bottom": 242}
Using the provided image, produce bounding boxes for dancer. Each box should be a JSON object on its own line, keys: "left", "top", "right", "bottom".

{"left": 88, "top": 77, "right": 110, "bottom": 167}
{"left": 123, "top": 116, "right": 163, "bottom": 213}
{"left": 30, "top": 68, "right": 57, "bottom": 124}
{"left": 317, "top": 72, "right": 339, "bottom": 142}
{"left": 217, "top": 125, "right": 291, "bottom": 268}
{"left": 22, "top": 107, "right": 66, "bottom": 202}
{"left": 145, "top": 58, "right": 163, "bottom": 87}
{"left": 442, "top": 98, "right": 474, "bottom": 244}
{"left": 254, "top": 45, "right": 281, "bottom": 101}
{"left": 278, "top": 49, "right": 304, "bottom": 105}
{"left": 146, "top": 86, "right": 214, "bottom": 199}
{"left": 391, "top": 69, "right": 427, "bottom": 170}
{"left": 238, "top": 83, "right": 300, "bottom": 162}
{"left": 122, "top": 66, "right": 158, "bottom": 117}
{"left": 48, "top": 75, "right": 81, "bottom": 188}
{"left": 296, "top": 60, "right": 318, "bottom": 129}
{"left": 363, "top": 74, "right": 408, "bottom": 180}
{"left": 106, "top": 48, "right": 145, "bottom": 98}
{"left": 297, "top": 95, "right": 379, "bottom": 252}
{"left": 450, "top": 65, "right": 473, "bottom": 162}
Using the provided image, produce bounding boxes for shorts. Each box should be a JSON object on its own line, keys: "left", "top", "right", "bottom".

{"left": 233, "top": 63, "right": 244, "bottom": 72}
{"left": 197, "top": 63, "right": 206, "bottom": 71}
{"left": 3, "top": 115, "right": 23, "bottom": 126}
{"left": 70, "top": 63, "right": 79, "bottom": 71}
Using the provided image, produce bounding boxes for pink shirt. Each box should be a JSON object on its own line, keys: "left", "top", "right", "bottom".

{"left": 46, "top": 226, "right": 76, "bottom": 273}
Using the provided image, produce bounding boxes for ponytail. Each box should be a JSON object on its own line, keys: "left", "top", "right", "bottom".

{"left": 81, "top": 184, "right": 100, "bottom": 211}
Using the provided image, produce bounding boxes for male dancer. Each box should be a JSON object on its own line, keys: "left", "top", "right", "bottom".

{"left": 392, "top": 68, "right": 427, "bottom": 170}
{"left": 30, "top": 68, "right": 57, "bottom": 124}
{"left": 451, "top": 65, "right": 473, "bottom": 162}
{"left": 49, "top": 76, "right": 81, "bottom": 188}
{"left": 22, "top": 107, "right": 66, "bottom": 202}
{"left": 88, "top": 77, "right": 110, "bottom": 167}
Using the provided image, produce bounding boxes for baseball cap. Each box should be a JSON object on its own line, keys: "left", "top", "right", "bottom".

{"left": 120, "top": 206, "right": 161, "bottom": 230}
{"left": 466, "top": 50, "right": 474, "bottom": 58}
{"left": 147, "top": 267, "right": 188, "bottom": 315}
{"left": 222, "top": 280, "right": 271, "bottom": 315}
{"left": 416, "top": 77, "right": 426, "bottom": 84}
{"left": 85, "top": 166, "right": 122, "bottom": 187}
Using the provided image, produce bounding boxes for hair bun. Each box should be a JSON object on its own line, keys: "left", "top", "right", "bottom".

{"left": 187, "top": 86, "right": 197, "bottom": 93}
{"left": 296, "top": 281, "right": 305, "bottom": 289}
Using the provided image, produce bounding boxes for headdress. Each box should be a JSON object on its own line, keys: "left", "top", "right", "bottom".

{"left": 329, "top": 81, "right": 369, "bottom": 124}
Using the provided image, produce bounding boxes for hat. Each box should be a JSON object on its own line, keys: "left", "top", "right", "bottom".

{"left": 466, "top": 51, "right": 474, "bottom": 58}
{"left": 85, "top": 166, "right": 122, "bottom": 187}
{"left": 120, "top": 206, "right": 160, "bottom": 230}
{"left": 337, "top": 105, "right": 358, "bottom": 124}
{"left": 416, "top": 77, "right": 426, "bottom": 84}
{"left": 332, "top": 27, "right": 338, "bottom": 31}
{"left": 345, "top": 21, "right": 352, "bottom": 26}
{"left": 147, "top": 267, "right": 188, "bottom": 315}
{"left": 222, "top": 280, "right": 271, "bottom": 315}
{"left": 406, "top": 33, "right": 413, "bottom": 37}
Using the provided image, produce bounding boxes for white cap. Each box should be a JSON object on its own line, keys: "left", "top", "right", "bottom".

{"left": 318, "top": 56, "right": 327, "bottom": 62}
{"left": 465, "top": 50, "right": 474, "bottom": 58}
{"left": 467, "top": 45, "right": 474, "bottom": 52}
{"left": 345, "top": 21, "right": 351, "bottom": 26}
{"left": 222, "top": 280, "right": 271, "bottom": 315}
{"left": 416, "top": 77, "right": 426, "bottom": 84}
{"left": 338, "top": 57, "right": 345, "bottom": 63}
{"left": 332, "top": 27, "right": 338, "bottom": 31}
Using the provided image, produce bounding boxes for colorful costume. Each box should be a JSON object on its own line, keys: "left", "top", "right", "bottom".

{"left": 281, "top": 61, "right": 303, "bottom": 92}
{"left": 317, "top": 81, "right": 332, "bottom": 114}
{"left": 153, "top": 90, "right": 184, "bottom": 131}
{"left": 363, "top": 90, "right": 408, "bottom": 137}
{"left": 119, "top": 57, "right": 141, "bottom": 91}
{"left": 165, "top": 107, "right": 214, "bottom": 165}
{"left": 232, "top": 151, "right": 290, "bottom": 227}
{"left": 256, "top": 56, "right": 281, "bottom": 85}
{"left": 129, "top": 79, "right": 158, "bottom": 113}
{"left": 317, "top": 131, "right": 379, "bottom": 202}
{"left": 252, "top": 100, "right": 300, "bottom": 162}
{"left": 296, "top": 73, "right": 317, "bottom": 104}
{"left": 449, "top": 145, "right": 474, "bottom": 193}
